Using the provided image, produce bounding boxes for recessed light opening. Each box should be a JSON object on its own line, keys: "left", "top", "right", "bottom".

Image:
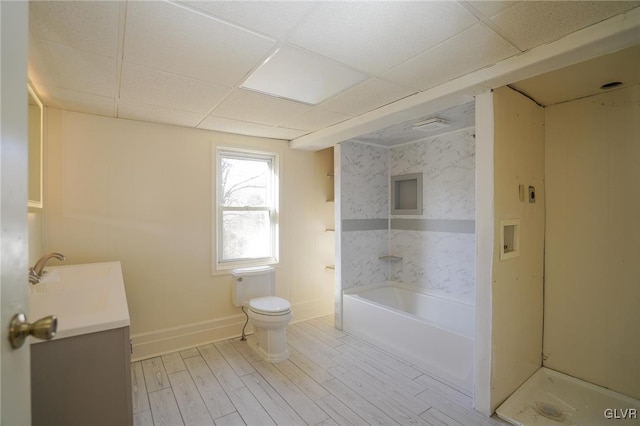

{"left": 600, "top": 81, "right": 623, "bottom": 90}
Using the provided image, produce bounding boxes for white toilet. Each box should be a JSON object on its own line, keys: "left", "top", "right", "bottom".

{"left": 231, "top": 266, "right": 292, "bottom": 362}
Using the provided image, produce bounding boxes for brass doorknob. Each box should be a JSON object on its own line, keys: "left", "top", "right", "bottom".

{"left": 8, "top": 313, "right": 57, "bottom": 349}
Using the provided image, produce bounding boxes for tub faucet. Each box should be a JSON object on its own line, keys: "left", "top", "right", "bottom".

{"left": 29, "top": 253, "right": 65, "bottom": 284}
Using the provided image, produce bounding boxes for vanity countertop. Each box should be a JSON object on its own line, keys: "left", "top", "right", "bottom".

{"left": 30, "top": 261, "right": 130, "bottom": 341}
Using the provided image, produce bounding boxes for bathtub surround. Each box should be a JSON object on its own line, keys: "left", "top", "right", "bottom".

{"left": 390, "top": 230, "right": 476, "bottom": 304}
{"left": 340, "top": 141, "right": 389, "bottom": 220}
{"left": 390, "top": 218, "right": 474, "bottom": 233}
{"left": 390, "top": 128, "right": 475, "bottom": 220}
{"left": 337, "top": 124, "right": 477, "bottom": 397}
{"left": 43, "top": 110, "right": 334, "bottom": 359}
{"left": 339, "top": 141, "right": 389, "bottom": 290}
{"left": 341, "top": 230, "right": 389, "bottom": 290}
{"left": 338, "top": 126, "right": 476, "bottom": 304}
{"left": 390, "top": 127, "right": 476, "bottom": 304}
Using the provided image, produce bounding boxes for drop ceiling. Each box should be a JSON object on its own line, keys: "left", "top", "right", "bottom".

{"left": 28, "top": 1, "right": 640, "bottom": 147}
{"left": 346, "top": 42, "right": 640, "bottom": 147}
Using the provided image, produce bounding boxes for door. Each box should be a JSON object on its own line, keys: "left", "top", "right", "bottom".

{"left": 1, "top": 2, "right": 31, "bottom": 424}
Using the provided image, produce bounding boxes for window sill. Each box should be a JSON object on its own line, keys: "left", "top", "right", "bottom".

{"left": 212, "top": 259, "right": 279, "bottom": 276}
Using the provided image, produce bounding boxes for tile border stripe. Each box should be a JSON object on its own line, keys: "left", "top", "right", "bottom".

{"left": 391, "top": 218, "right": 475, "bottom": 233}
{"left": 341, "top": 218, "right": 475, "bottom": 233}
{"left": 342, "top": 219, "right": 388, "bottom": 232}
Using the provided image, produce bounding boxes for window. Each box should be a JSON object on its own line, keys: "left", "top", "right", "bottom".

{"left": 216, "top": 148, "right": 278, "bottom": 269}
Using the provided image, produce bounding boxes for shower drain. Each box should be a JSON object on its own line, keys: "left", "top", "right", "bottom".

{"left": 534, "top": 401, "right": 569, "bottom": 422}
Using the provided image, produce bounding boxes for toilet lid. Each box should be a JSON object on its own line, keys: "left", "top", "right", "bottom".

{"left": 249, "top": 296, "right": 291, "bottom": 315}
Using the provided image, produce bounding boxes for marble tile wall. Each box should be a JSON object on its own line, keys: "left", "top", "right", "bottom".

{"left": 338, "top": 129, "right": 476, "bottom": 303}
{"left": 391, "top": 128, "right": 475, "bottom": 220}
{"left": 339, "top": 141, "right": 389, "bottom": 289}
{"left": 341, "top": 230, "right": 389, "bottom": 290}
{"left": 390, "top": 230, "right": 476, "bottom": 304}
{"left": 390, "top": 128, "right": 476, "bottom": 304}
{"left": 340, "top": 141, "right": 389, "bottom": 220}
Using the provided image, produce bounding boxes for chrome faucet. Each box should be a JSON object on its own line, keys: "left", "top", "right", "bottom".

{"left": 29, "top": 252, "right": 65, "bottom": 284}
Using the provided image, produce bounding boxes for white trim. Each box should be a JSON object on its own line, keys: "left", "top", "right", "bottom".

{"left": 333, "top": 145, "right": 343, "bottom": 330}
{"left": 213, "top": 147, "right": 280, "bottom": 273}
{"left": 27, "top": 84, "right": 44, "bottom": 209}
{"left": 474, "top": 90, "right": 495, "bottom": 416}
{"left": 130, "top": 299, "right": 332, "bottom": 361}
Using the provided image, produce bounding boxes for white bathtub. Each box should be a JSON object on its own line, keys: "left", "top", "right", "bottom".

{"left": 343, "top": 282, "right": 474, "bottom": 395}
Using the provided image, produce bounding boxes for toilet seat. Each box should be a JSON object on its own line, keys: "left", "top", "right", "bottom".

{"left": 249, "top": 296, "right": 291, "bottom": 316}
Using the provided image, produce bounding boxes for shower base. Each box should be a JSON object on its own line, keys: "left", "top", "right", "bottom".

{"left": 496, "top": 367, "right": 640, "bottom": 425}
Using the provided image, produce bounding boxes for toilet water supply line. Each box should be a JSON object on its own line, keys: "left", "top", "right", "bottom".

{"left": 241, "top": 306, "right": 249, "bottom": 341}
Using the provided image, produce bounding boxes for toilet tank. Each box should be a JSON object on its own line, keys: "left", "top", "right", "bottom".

{"left": 231, "top": 266, "right": 275, "bottom": 307}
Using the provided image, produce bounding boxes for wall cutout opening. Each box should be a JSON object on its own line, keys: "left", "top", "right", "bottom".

{"left": 500, "top": 219, "right": 520, "bottom": 260}
{"left": 391, "top": 173, "right": 423, "bottom": 215}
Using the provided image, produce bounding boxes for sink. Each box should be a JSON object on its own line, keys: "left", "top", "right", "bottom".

{"left": 29, "top": 261, "right": 130, "bottom": 341}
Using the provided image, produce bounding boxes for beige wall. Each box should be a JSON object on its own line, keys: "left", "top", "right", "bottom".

{"left": 490, "top": 87, "right": 545, "bottom": 411}
{"left": 28, "top": 212, "right": 44, "bottom": 266}
{"left": 44, "top": 110, "right": 334, "bottom": 360}
{"left": 544, "top": 84, "right": 640, "bottom": 399}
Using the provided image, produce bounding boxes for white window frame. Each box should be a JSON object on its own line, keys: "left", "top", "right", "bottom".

{"left": 214, "top": 147, "right": 279, "bottom": 271}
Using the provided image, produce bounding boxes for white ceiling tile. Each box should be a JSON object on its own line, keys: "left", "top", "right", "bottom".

{"left": 211, "top": 89, "right": 312, "bottom": 126}
{"left": 118, "top": 100, "right": 204, "bottom": 128}
{"left": 491, "top": 1, "right": 640, "bottom": 51}
{"left": 120, "top": 63, "right": 232, "bottom": 114}
{"left": 29, "top": 39, "right": 117, "bottom": 97}
{"left": 288, "top": 2, "right": 477, "bottom": 74}
{"left": 198, "top": 116, "right": 274, "bottom": 138}
{"left": 320, "top": 77, "right": 418, "bottom": 116}
{"left": 29, "top": 1, "right": 120, "bottom": 58}
{"left": 263, "top": 127, "right": 310, "bottom": 140}
{"left": 180, "top": 1, "right": 318, "bottom": 40}
{"left": 383, "top": 24, "right": 519, "bottom": 92}
{"left": 124, "top": 1, "right": 277, "bottom": 86}
{"left": 465, "top": 1, "right": 522, "bottom": 19}
{"left": 27, "top": 0, "right": 639, "bottom": 141}
{"left": 279, "top": 108, "right": 353, "bottom": 132}
{"left": 32, "top": 83, "right": 115, "bottom": 117}
{"left": 241, "top": 45, "right": 368, "bottom": 105}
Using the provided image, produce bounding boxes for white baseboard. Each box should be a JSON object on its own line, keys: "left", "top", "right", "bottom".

{"left": 130, "top": 300, "right": 333, "bottom": 361}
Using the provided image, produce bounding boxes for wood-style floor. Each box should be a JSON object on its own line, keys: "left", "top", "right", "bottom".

{"left": 131, "top": 315, "right": 507, "bottom": 426}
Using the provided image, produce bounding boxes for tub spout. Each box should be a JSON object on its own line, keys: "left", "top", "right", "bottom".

{"left": 29, "top": 253, "right": 65, "bottom": 284}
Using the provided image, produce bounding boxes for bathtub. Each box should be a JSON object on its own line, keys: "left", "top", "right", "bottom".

{"left": 343, "top": 282, "right": 474, "bottom": 395}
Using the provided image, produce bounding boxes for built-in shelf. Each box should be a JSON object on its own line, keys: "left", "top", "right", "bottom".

{"left": 325, "top": 265, "right": 335, "bottom": 270}
{"left": 378, "top": 255, "right": 403, "bottom": 262}
{"left": 391, "top": 172, "right": 423, "bottom": 215}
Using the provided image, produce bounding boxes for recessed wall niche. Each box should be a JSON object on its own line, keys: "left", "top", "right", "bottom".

{"left": 391, "top": 173, "right": 423, "bottom": 215}
{"left": 499, "top": 218, "right": 520, "bottom": 260}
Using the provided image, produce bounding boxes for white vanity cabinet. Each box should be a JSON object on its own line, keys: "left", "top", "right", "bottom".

{"left": 29, "top": 261, "right": 133, "bottom": 426}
